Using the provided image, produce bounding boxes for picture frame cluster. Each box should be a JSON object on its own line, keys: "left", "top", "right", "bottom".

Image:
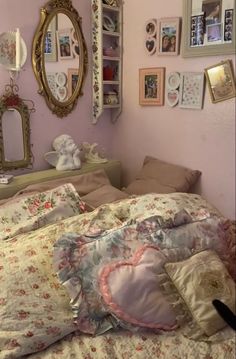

{"left": 145, "top": 17, "right": 181, "bottom": 56}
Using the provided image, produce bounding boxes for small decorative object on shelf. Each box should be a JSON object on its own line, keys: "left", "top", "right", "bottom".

{"left": 0, "top": 174, "right": 14, "bottom": 184}
{"left": 82, "top": 142, "right": 108, "bottom": 163}
{"left": 92, "top": 0, "right": 123, "bottom": 124}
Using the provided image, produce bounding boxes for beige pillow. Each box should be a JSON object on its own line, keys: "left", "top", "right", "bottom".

{"left": 125, "top": 156, "right": 201, "bottom": 195}
{"left": 15, "top": 169, "right": 110, "bottom": 197}
{"left": 165, "top": 250, "right": 236, "bottom": 337}
{"left": 82, "top": 184, "right": 129, "bottom": 210}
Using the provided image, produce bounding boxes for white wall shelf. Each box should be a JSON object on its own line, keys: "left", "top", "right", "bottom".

{"left": 92, "top": 0, "right": 123, "bottom": 124}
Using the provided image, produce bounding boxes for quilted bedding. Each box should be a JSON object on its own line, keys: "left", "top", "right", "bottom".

{"left": 0, "top": 190, "right": 235, "bottom": 358}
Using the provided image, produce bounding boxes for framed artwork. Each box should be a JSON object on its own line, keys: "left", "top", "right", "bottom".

{"left": 204, "top": 59, "right": 236, "bottom": 103}
{"left": 68, "top": 68, "right": 79, "bottom": 98}
{"left": 139, "top": 67, "right": 165, "bottom": 106}
{"left": 157, "top": 17, "right": 180, "bottom": 55}
{"left": 145, "top": 19, "right": 157, "bottom": 55}
{"left": 57, "top": 28, "right": 73, "bottom": 60}
{"left": 44, "top": 16, "right": 57, "bottom": 62}
{"left": 179, "top": 72, "right": 205, "bottom": 109}
{"left": 182, "top": 0, "right": 235, "bottom": 57}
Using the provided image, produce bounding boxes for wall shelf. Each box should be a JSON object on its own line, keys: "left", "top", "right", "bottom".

{"left": 92, "top": 0, "right": 123, "bottom": 124}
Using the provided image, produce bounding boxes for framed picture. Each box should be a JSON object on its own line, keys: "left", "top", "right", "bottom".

{"left": 157, "top": 17, "right": 180, "bottom": 55}
{"left": 145, "top": 19, "right": 157, "bottom": 55}
{"left": 68, "top": 68, "right": 79, "bottom": 98}
{"left": 204, "top": 59, "right": 236, "bottom": 103}
{"left": 139, "top": 67, "right": 165, "bottom": 106}
{"left": 179, "top": 72, "right": 205, "bottom": 109}
{"left": 57, "top": 28, "right": 73, "bottom": 60}
{"left": 182, "top": 0, "right": 235, "bottom": 57}
{"left": 44, "top": 16, "right": 57, "bottom": 62}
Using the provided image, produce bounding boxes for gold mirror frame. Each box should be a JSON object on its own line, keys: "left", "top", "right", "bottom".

{"left": 32, "top": 0, "right": 88, "bottom": 118}
{"left": 0, "top": 81, "right": 33, "bottom": 171}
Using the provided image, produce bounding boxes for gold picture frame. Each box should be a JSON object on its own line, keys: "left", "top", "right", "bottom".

{"left": 204, "top": 59, "right": 236, "bottom": 103}
{"left": 139, "top": 67, "right": 165, "bottom": 106}
{"left": 182, "top": 0, "right": 235, "bottom": 57}
{"left": 68, "top": 68, "right": 79, "bottom": 98}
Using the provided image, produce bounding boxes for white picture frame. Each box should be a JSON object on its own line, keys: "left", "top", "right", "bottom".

{"left": 179, "top": 72, "right": 205, "bottom": 109}
{"left": 157, "top": 17, "right": 181, "bottom": 55}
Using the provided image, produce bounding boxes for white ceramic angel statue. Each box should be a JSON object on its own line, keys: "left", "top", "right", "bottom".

{"left": 44, "top": 134, "right": 81, "bottom": 171}
{"left": 82, "top": 142, "right": 108, "bottom": 163}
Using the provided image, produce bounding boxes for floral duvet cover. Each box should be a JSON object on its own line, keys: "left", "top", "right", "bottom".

{"left": 0, "top": 191, "right": 235, "bottom": 358}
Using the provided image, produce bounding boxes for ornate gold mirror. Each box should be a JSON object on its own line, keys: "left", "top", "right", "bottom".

{"left": 0, "top": 80, "right": 34, "bottom": 171}
{"left": 32, "top": 0, "right": 88, "bottom": 117}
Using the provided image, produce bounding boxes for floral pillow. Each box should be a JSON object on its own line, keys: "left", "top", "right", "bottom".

{"left": 0, "top": 183, "right": 85, "bottom": 240}
{"left": 53, "top": 211, "right": 234, "bottom": 336}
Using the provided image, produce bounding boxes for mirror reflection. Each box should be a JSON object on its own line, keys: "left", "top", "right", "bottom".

{"left": 32, "top": 0, "right": 88, "bottom": 118}
{"left": 2, "top": 109, "right": 24, "bottom": 161}
{"left": 44, "top": 14, "right": 80, "bottom": 102}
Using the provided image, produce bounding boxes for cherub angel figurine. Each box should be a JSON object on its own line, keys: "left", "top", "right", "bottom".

{"left": 44, "top": 134, "right": 81, "bottom": 171}
{"left": 82, "top": 142, "right": 108, "bottom": 163}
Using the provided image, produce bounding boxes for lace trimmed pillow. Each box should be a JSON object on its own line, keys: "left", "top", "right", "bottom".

{"left": 164, "top": 249, "right": 236, "bottom": 338}
{"left": 0, "top": 183, "right": 85, "bottom": 240}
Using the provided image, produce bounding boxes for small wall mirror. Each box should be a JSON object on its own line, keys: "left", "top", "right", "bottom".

{"left": 0, "top": 81, "right": 33, "bottom": 171}
{"left": 32, "top": 0, "right": 88, "bottom": 117}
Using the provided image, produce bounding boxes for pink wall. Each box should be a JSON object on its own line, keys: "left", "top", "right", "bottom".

{"left": 112, "top": 0, "right": 235, "bottom": 219}
{"left": 0, "top": 0, "right": 235, "bottom": 219}
{"left": 0, "top": 0, "right": 114, "bottom": 173}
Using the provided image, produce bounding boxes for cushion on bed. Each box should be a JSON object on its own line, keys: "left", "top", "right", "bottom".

{"left": 53, "top": 193, "right": 234, "bottom": 335}
{"left": 81, "top": 184, "right": 129, "bottom": 210}
{"left": 15, "top": 169, "right": 111, "bottom": 197}
{"left": 165, "top": 250, "right": 236, "bottom": 337}
{"left": 99, "top": 244, "right": 190, "bottom": 331}
{"left": 0, "top": 183, "right": 84, "bottom": 240}
{"left": 124, "top": 156, "right": 201, "bottom": 195}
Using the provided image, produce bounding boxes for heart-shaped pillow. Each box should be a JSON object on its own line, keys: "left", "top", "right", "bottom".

{"left": 99, "top": 244, "right": 181, "bottom": 331}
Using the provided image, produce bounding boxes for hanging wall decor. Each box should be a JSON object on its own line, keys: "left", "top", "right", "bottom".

{"left": 145, "top": 19, "right": 157, "bottom": 55}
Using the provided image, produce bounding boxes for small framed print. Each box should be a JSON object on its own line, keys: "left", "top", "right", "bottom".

{"left": 145, "top": 19, "right": 157, "bottom": 55}
{"left": 68, "top": 68, "right": 79, "bottom": 98}
{"left": 139, "top": 67, "right": 165, "bottom": 106}
{"left": 44, "top": 16, "right": 57, "bottom": 62}
{"left": 206, "top": 23, "right": 222, "bottom": 43}
{"left": 179, "top": 72, "right": 205, "bottom": 109}
{"left": 57, "top": 28, "right": 73, "bottom": 60}
{"left": 157, "top": 17, "right": 180, "bottom": 55}
{"left": 204, "top": 59, "right": 236, "bottom": 103}
{"left": 224, "top": 9, "right": 233, "bottom": 42}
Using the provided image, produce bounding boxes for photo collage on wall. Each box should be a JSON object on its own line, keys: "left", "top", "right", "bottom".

{"left": 190, "top": 0, "right": 234, "bottom": 47}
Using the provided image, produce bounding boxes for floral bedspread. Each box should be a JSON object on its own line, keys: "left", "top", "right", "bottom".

{"left": 27, "top": 328, "right": 235, "bottom": 359}
{"left": 0, "top": 192, "right": 235, "bottom": 358}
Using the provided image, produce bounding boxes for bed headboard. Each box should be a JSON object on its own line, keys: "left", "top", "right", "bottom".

{"left": 0, "top": 160, "right": 121, "bottom": 200}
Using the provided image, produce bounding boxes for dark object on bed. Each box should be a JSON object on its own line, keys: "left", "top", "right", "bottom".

{"left": 212, "top": 300, "right": 236, "bottom": 331}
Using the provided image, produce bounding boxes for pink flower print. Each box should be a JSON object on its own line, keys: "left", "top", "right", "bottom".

{"left": 5, "top": 338, "right": 21, "bottom": 349}
{"left": 33, "top": 319, "right": 45, "bottom": 329}
{"left": 0, "top": 298, "right": 7, "bottom": 305}
{"left": 44, "top": 201, "right": 52, "bottom": 209}
{"left": 47, "top": 316, "right": 54, "bottom": 321}
{"left": 9, "top": 256, "right": 19, "bottom": 263}
{"left": 33, "top": 199, "right": 40, "bottom": 206}
{"left": 25, "top": 265, "right": 38, "bottom": 274}
{"left": 25, "top": 249, "right": 37, "bottom": 256}
{"left": 42, "top": 292, "right": 51, "bottom": 299}
{"left": 28, "top": 204, "right": 37, "bottom": 215}
{"left": 0, "top": 265, "right": 3, "bottom": 271}
{"left": 15, "top": 289, "right": 26, "bottom": 296}
{"left": 17, "top": 310, "right": 30, "bottom": 320}
{"left": 34, "top": 341, "right": 46, "bottom": 350}
{"left": 24, "top": 331, "right": 34, "bottom": 337}
{"left": 46, "top": 326, "right": 61, "bottom": 336}
{"left": 90, "top": 346, "right": 97, "bottom": 352}
{"left": 32, "top": 283, "right": 39, "bottom": 289}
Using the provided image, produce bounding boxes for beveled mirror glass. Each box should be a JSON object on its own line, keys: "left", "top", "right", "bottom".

{"left": 0, "top": 81, "right": 33, "bottom": 171}
{"left": 32, "top": 0, "right": 88, "bottom": 117}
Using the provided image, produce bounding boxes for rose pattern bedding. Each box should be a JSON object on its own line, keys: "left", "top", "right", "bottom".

{"left": 0, "top": 191, "right": 235, "bottom": 358}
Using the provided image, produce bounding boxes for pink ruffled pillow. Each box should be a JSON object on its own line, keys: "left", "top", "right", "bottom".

{"left": 99, "top": 244, "right": 191, "bottom": 331}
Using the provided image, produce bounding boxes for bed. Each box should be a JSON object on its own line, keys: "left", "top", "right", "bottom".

{"left": 0, "top": 161, "right": 235, "bottom": 359}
